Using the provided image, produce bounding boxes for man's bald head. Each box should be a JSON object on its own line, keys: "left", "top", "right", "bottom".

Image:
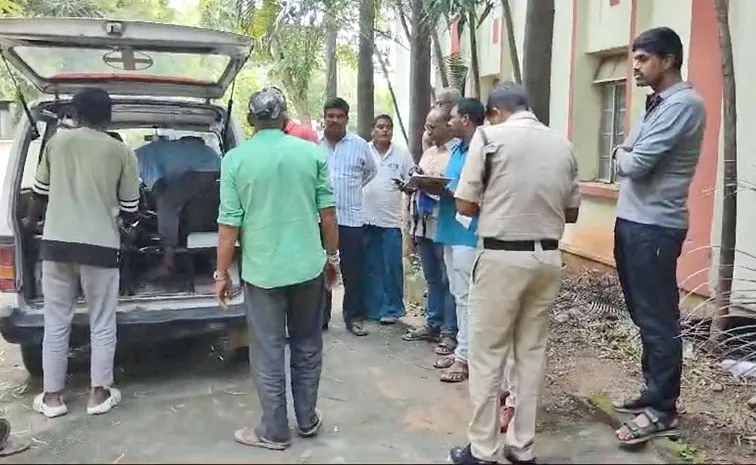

{"left": 425, "top": 107, "right": 453, "bottom": 146}
{"left": 435, "top": 88, "right": 462, "bottom": 111}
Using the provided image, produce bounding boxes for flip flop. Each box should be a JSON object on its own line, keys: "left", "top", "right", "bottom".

{"left": 0, "top": 420, "right": 30, "bottom": 458}
{"left": 87, "top": 387, "right": 122, "bottom": 415}
{"left": 32, "top": 393, "right": 68, "bottom": 418}
{"left": 433, "top": 336, "right": 457, "bottom": 356}
{"left": 347, "top": 322, "right": 369, "bottom": 337}
{"left": 433, "top": 354, "right": 455, "bottom": 369}
{"left": 297, "top": 408, "right": 322, "bottom": 438}
{"left": 234, "top": 427, "right": 290, "bottom": 450}
{"left": 402, "top": 326, "right": 440, "bottom": 342}
{"left": 440, "top": 361, "right": 469, "bottom": 383}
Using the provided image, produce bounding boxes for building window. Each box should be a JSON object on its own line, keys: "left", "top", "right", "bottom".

{"left": 593, "top": 54, "right": 628, "bottom": 183}
{"left": 598, "top": 82, "right": 626, "bottom": 182}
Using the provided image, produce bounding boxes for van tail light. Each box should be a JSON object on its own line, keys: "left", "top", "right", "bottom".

{"left": 0, "top": 244, "right": 16, "bottom": 293}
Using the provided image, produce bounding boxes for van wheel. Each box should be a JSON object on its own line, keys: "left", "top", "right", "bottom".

{"left": 20, "top": 344, "right": 43, "bottom": 378}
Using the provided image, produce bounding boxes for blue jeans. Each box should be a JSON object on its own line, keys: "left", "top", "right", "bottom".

{"left": 364, "top": 226, "right": 406, "bottom": 320}
{"left": 416, "top": 237, "right": 457, "bottom": 337}
{"left": 614, "top": 218, "right": 687, "bottom": 417}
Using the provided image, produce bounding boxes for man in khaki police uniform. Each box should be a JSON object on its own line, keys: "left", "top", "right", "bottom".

{"left": 448, "top": 82, "right": 581, "bottom": 465}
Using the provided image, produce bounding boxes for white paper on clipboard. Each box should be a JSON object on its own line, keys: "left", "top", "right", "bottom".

{"left": 455, "top": 213, "right": 473, "bottom": 229}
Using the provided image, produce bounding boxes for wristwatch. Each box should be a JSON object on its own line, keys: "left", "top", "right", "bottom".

{"left": 213, "top": 270, "right": 229, "bottom": 281}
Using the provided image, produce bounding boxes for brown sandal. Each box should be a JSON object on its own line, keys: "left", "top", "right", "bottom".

{"left": 440, "top": 360, "right": 468, "bottom": 383}
{"left": 433, "top": 336, "right": 457, "bottom": 355}
{"left": 402, "top": 325, "right": 440, "bottom": 342}
{"left": 433, "top": 354, "right": 455, "bottom": 369}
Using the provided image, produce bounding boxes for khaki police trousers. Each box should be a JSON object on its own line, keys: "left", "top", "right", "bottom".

{"left": 467, "top": 245, "right": 563, "bottom": 462}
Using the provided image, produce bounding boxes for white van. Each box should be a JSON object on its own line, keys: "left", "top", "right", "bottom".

{"left": 0, "top": 18, "right": 252, "bottom": 375}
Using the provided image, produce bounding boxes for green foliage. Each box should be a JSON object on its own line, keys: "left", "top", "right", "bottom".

{"left": 0, "top": 0, "right": 23, "bottom": 15}
{"left": 424, "top": 0, "right": 493, "bottom": 33}
{"left": 198, "top": 0, "right": 360, "bottom": 124}
{"left": 438, "top": 53, "right": 467, "bottom": 91}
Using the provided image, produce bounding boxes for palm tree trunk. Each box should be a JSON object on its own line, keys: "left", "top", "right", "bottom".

{"left": 432, "top": 30, "right": 450, "bottom": 88}
{"left": 358, "top": 0, "right": 376, "bottom": 140}
{"left": 501, "top": 0, "right": 521, "bottom": 83}
{"left": 409, "top": 0, "right": 431, "bottom": 162}
{"left": 467, "top": 10, "right": 481, "bottom": 99}
{"left": 712, "top": 0, "right": 738, "bottom": 342}
{"left": 325, "top": 11, "right": 338, "bottom": 100}
{"left": 375, "top": 49, "right": 409, "bottom": 145}
{"left": 522, "top": 0, "right": 554, "bottom": 124}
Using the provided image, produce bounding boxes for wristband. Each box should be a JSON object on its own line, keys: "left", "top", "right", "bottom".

{"left": 327, "top": 250, "right": 340, "bottom": 265}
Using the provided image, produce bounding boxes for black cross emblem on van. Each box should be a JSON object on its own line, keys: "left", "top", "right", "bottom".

{"left": 103, "top": 48, "right": 153, "bottom": 71}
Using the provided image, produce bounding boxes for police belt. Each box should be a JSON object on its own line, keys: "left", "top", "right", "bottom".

{"left": 482, "top": 238, "right": 559, "bottom": 251}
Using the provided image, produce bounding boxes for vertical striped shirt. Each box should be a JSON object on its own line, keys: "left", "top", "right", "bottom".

{"left": 321, "top": 132, "right": 378, "bottom": 226}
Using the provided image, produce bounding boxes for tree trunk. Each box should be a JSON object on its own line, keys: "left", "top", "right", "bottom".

{"left": 432, "top": 30, "right": 450, "bottom": 88}
{"left": 293, "top": 99, "right": 312, "bottom": 129}
{"left": 325, "top": 11, "right": 338, "bottom": 101}
{"left": 522, "top": 0, "right": 554, "bottom": 124}
{"left": 409, "top": 0, "right": 431, "bottom": 162}
{"left": 281, "top": 71, "right": 312, "bottom": 128}
{"left": 375, "top": 49, "right": 409, "bottom": 145}
{"left": 358, "top": 0, "right": 376, "bottom": 140}
{"left": 467, "top": 10, "right": 481, "bottom": 99}
{"left": 501, "top": 0, "right": 521, "bottom": 84}
{"left": 712, "top": 0, "right": 738, "bottom": 342}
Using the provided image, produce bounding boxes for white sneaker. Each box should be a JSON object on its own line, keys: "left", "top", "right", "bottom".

{"left": 87, "top": 387, "right": 122, "bottom": 415}
{"left": 32, "top": 393, "right": 68, "bottom": 418}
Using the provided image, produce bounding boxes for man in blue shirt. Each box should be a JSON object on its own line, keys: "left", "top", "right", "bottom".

{"left": 428, "top": 98, "right": 485, "bottom": 384}
{"left": 136, "top": 135, "right": 221, "bottom": 278}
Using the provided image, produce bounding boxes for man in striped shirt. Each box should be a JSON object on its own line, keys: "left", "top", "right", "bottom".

{"left": 23, "top": 88, "right": 140, "bottom": 418}
{"left": 321, "top": 98, "right": 378, "bottom": 336}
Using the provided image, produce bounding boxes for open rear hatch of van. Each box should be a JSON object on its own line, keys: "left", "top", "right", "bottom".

{"left": 0, "top": 18, "right": 253, "bottom": 307}
{"left": 0, "top": 17, "right": 253, "bottom": 99}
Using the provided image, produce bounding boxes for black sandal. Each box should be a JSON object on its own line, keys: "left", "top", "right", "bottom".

{"left": 612, "top": 392, "right": 650, "bottom": 414}
{"left": 616, "top": 408, "right": 679, "bottom": 446}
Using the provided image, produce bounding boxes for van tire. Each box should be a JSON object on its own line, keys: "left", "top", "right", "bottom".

{"left": 20, "top": 344, "right": 43, "bottom": 378}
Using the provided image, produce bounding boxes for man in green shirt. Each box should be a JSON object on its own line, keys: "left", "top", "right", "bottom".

{"left": 215, "top": 88, "right": 340, "bottom": 450}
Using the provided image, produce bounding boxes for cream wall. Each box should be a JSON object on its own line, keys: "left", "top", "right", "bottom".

{"left": 585, "top": 0, "right": 632, "bottom": 53}
{"left": 477, "top": 3, "right": 501, "bottom": 78}
{"left": 719, "top": 0, "right": 756, "bottom": 299}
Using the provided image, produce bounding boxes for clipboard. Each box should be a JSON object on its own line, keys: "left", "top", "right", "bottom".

{"left": 404, "top": 174, "right": 451, "bottom": 190}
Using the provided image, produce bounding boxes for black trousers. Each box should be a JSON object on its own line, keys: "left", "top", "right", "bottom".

{"left": 339, "top": 225, "right": 366, "bottom": 325}
{"left": 614, "top": 218, "right": 687, "bottom": 417}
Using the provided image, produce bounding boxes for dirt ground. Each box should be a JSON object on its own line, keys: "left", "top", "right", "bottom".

{"left": 404, "top": 255, "right": 756, "bottom": 464}
{"left": 545, "top": 322, "right": 756, "bottom": 464}
{"left": 0, "top": 287, "right": 665, "bottom": 464}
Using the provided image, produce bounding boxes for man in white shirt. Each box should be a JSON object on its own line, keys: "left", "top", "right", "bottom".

{"left": 363, "top": 115, "right": 415, "bottom": 324}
